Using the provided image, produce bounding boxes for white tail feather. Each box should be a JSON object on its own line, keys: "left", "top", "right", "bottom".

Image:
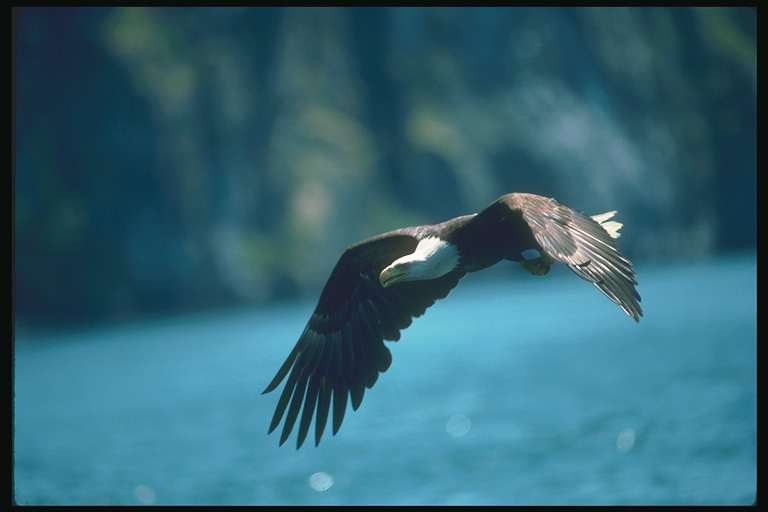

{"left": 591, "top": 211, "right": 622, "bottom": 239}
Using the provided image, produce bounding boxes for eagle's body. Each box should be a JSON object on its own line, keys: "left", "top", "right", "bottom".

{"left": 263, "top": 193, "right": 642, "bottom": 448}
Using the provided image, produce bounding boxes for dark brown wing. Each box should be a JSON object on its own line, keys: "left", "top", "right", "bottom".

{"left": 262, "top": 229, "right": 465, "bottom": 448}
{"left": 497, "top": 193, "right": 643, "bottom": 321}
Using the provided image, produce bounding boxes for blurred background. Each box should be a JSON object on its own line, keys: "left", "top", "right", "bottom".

{"left": 13, "top": 7, "right": 756, "bottom": 506}
{"left": 14, "top": 6, "right": 755, "bottom": 329}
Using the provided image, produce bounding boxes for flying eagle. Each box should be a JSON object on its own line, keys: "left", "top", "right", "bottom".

{"left": 263, "top": 192, "right": 642, "bottom": 448}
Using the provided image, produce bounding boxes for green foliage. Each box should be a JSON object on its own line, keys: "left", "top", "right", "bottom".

{"left": 13, "top": 7, "right": 756, "bottom": 327}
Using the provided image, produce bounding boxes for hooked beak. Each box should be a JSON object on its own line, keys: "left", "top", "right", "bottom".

{"left": 379, "top": 264, "right": 408, "bottom": 288}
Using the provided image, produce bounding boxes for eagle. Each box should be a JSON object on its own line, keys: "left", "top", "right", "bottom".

{"left": 263, "top": 192, "right": 642, "bottom": 448}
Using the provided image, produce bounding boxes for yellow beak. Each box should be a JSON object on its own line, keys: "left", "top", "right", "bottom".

{"left": 379, "top": 264, "right": 408, "bottom": 288}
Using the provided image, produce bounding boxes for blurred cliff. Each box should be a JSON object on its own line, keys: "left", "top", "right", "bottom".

{"left": 13, "top": 7, "right": 756, "bottom": 327}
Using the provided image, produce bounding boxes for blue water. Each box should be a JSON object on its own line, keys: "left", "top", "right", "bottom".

{"left": 13, "top": 254, "right": 756, "bottom": 505}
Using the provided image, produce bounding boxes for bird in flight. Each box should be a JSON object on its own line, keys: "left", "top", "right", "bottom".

{"left": 263, "top": 192, "right": 642, "bottom": 448}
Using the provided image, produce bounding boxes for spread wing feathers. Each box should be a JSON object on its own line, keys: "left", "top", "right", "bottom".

{"left": 502, "top": 193, "right": 643, "bottom": 322}
{"left": 263, "top": 232, "right": 465, "bottom": 448}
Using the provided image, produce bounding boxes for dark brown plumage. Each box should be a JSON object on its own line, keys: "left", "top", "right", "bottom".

{"left": 263, "top": 193, "right": 642, "bottom": 448}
